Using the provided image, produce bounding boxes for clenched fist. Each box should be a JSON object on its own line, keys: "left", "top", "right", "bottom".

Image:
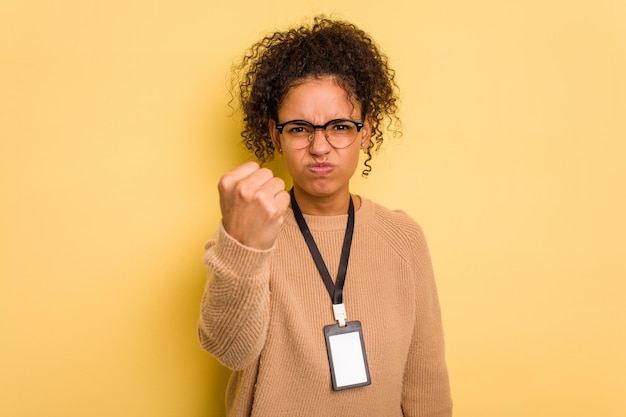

{"left": 218, "top": 162, "right": 290, "bottom": 250}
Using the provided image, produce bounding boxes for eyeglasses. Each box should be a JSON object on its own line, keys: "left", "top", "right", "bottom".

{"left": 275, "top": 118, "right": 364, "bottom": 150}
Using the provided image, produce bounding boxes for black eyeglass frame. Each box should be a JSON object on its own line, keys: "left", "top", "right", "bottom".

{"left": 275, "top": 118, "right": 364, "bottom": 135}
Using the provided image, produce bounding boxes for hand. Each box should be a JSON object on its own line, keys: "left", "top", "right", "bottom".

{"left": 218, "top": 162, "right": 290, "bottom": 250}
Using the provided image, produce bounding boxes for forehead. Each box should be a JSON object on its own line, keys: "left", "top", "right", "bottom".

{"left": 278, "top": 76, "right": 361, "bottom": 120}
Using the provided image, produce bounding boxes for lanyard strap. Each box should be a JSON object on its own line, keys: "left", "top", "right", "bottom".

{"left": 290, "top": 188, "right": 355, "bottom": 308}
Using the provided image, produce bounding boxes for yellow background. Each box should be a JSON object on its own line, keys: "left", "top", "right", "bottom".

{"left": 1, "top": 0, "right": 624, "bottom": 416}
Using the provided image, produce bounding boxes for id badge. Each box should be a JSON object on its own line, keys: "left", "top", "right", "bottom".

{"left": 323, "top": 320, "right": 371, "bottom": 391}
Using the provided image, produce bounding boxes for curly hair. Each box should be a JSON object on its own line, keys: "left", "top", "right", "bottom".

{"left": 231, "top": 16, "right": 401, "bottom": 176}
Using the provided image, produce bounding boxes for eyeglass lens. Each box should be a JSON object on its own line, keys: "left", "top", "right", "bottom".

{"left": 280, "top": 120, "right": 359, "bottom": 149}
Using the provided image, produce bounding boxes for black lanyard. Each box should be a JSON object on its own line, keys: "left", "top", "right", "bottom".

{"left": 290, "top": 188, "right": 355, "bottom": 313}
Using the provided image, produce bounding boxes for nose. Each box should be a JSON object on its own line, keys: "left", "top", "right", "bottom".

{"left": 308, "top": 128, "right": 332, "bottom": 155}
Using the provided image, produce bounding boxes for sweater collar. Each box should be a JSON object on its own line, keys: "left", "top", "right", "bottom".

{"left": 284, "top": 196, "right": 373, "bottom": 232}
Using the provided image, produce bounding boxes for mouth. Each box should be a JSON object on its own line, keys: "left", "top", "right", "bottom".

{"left": 308, "top": 162, "right": 335, "bottom": 175}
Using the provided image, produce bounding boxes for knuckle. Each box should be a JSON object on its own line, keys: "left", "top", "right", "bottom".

{"left": 218, "top": 173, "right": 233, "bottom": 193}
{"left": 266, "top": 205, "right": 283, "bottom": 221}
{"left": 234, "top": 180, "right": 253, "bottom": 200}
{"left": 272, "top": 177, "right": 286, "bottom": 189}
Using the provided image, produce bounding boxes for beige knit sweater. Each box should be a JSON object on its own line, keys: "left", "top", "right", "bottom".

{"left": 199, "top": 197, "right": 452, "bottom": 417}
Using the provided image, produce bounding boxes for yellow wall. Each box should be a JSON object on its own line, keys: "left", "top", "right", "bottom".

{"left": 1, "top": 1, "right": 624, "bottom": 416}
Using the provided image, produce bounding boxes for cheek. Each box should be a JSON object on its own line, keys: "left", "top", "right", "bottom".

{"left": 280, "top": 151, "right": 305, "bottom": 174}
{"left": 341, "top": 148, "right": 362, "bottom": 172}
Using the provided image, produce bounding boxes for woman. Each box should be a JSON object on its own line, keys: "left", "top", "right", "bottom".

{"left": 198, "top": 16, "right": 452, "bottom": 417}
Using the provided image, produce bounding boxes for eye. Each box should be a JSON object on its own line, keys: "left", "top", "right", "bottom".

{"left": 328, "top": 121, "right": 355, "bottom": 133}
{"left": 285, "top": 122, "right": 313, "bottom": 136}
{"left": 288, "top": 126, "right": 307, "bottom": 133}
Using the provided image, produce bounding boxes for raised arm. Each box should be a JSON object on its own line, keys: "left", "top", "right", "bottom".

{"left": 198, "top": 162, "right": 289, "bottom": 369}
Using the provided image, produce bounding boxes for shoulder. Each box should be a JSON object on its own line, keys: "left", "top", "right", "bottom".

{"left": 358, "top": 197, "right": 429, "bottom": 253}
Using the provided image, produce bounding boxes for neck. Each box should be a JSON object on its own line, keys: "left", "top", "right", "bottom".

{"left": 292, "top": 186, "right": 358, "bottom": 216}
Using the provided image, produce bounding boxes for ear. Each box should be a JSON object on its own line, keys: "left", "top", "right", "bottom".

{"left": 360, "top": 115, "right": 373, "bottom": 149}
{"left": 268, "top": 119, "right": 282, "bottom": 153}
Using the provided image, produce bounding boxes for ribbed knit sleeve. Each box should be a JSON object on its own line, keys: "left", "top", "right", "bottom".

{"left": 398, "top": 218, "right": 453, "bottom": 417}
{"left": 198, "top": 224, "right": 272, "bottom": 370}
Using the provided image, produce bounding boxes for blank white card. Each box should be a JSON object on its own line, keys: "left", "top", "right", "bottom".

{"left": 328, "top": 331, "right": 368, "bottom": 387}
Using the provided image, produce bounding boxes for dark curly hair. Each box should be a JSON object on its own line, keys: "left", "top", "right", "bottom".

{"left": 231, "top": 16, "right": 401, "bottom": 176}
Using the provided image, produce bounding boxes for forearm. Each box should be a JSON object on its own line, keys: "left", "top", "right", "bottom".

{"left": 402, "top": 228, "right": 452, "bottom": 416}
{"left": 198, "top": 225, "right": 272, "bottom": 370}
{"left": 401, "top": 290, "right": 452, "bottom": 417}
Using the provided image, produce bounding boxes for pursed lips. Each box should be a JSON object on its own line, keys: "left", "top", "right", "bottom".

{"left": 308, "top": 162, "right": 335, "bottom": 175}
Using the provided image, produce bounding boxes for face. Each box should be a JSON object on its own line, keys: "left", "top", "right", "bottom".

{"left": 269, "top": 77, "right": 371, "bottom": 208}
